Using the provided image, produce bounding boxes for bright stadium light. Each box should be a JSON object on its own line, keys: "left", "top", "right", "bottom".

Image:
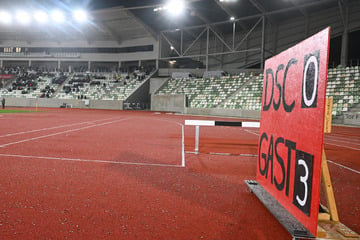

{"left": 165, "top": 0, "right": 186, "bottom": 17}
{"left": 0, "top": 11, "right": 12, "bottom": 24}
{"left": 34, "top": 10, "right": 48, "bottom": 24}
{"left": 73, "top": 9, "right": 88, "bottom": 23}
{"left": 51, "top": 10, "right": 65, "bottom": 23}
{"left": 16, "top": 10, "right": 31, "bottom": 25}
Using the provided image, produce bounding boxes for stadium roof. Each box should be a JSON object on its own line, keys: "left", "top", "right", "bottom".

{"left": 89, "top": 0, "right": 348, "bottom": 33}
{"left": 0, "top": 0, "right": 356, "bottom": 44}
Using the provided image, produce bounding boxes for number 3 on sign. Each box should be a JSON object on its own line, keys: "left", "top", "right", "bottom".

{"left": 293, "top": 151, "right": 313, "bottom": 216}
{"left": 296, "top": 159, "right": 309, "bottom": 207}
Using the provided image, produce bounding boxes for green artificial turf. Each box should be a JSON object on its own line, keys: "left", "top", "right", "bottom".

{"left": 0, "top": 109, "right": 35, "bottom": 113}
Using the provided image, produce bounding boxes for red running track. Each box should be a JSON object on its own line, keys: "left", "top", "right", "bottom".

{"left": 0, "top": 108, "right": 359, "bottom": 239}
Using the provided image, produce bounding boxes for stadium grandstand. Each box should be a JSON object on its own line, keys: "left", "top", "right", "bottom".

{"left": 0, "top": 0, "right": 359, "bottom": 124}
{"left": 0, "top": 0, "right": 360, "bottom": 123}
{"left": 1, "top": 1, "right": 360, "bottom": 240}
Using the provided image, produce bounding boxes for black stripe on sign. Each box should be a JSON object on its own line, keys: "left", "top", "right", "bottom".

{"left": 215, "top": 121, "right": 242, "bottom": 127}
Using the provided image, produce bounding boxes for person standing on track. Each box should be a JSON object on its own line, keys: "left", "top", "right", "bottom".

{"left": 2, "top": 98, "right": 5, "bottom": 109}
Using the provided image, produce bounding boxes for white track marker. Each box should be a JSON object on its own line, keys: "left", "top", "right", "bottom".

{"left": 327, "top": 160, "right": 360, "bottom": 175}
{"left": 0, "top": 116, "right": 119, "bottom": 138}
{"left": 141, "top": 116, "right": 185, "bottom": 167}
{"left": 243, "top": 129, "right": 259, "bottom": 136}
{"left": 0, "top": 153, "right": 182, "bottom": 168}
{"left": 185, "top": 151, "right": 197, "bottom": 154}
{"left": 0, "top": 118, "right": 130, "bottom": 148}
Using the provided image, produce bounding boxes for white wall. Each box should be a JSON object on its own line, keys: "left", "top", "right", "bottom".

{"left": 5, "top": 97, "right": 123, "bottom": 110}
{"left": 0, "top": 37, "right": 157, "bottom": 49}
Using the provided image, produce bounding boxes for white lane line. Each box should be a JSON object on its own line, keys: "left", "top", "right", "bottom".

{"left": 154, "top": 118, "right": 185, "bottom": 167}
{"left": 0, "top": 118, "right": 130, "bottom": 148}
{"left": 141, "top": 116, "right": 185, "bottom": 167}
{"left": 185, "top": 151, "right": 257, "bottom": 157}
{"left": 244, "top": 129, "right": 259, "bottom": 136}
{"left": 0, "top": 153, "right": 182, "bottom": 168}
{"left": 327, "top": 134, "right": 360, "bottom": 141}
{"left": 328, "top": 160, "right": 360, "bottom": 175}
{"left": 141, "top": 116, "right": 184, "bottom": 127}
{"left": 325, "top": 142, "right": 360, "bottom": 151}
{"left": 325, "top": 137, "right": 360, "bottom": 146}
{"left": 0, "top": 116, "right": 118, "bottom": 138}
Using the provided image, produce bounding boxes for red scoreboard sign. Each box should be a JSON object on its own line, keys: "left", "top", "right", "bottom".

{"left": 256, "top": 27, "right": 330, "bottom": 236}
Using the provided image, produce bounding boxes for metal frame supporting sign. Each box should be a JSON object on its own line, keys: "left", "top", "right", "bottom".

{"left": 254, "top": 27, "right": 331, "bottom": 237}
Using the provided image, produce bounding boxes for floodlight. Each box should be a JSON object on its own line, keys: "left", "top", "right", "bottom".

{"left": 16, "top": 11, "right": 30, "bottom": 24}
{"left": 230, "top": 16, "right": 235, "bottom": 21}
{"left": 73, "top": 9, "right": 87, "bottom": 23}
{"left": 154, "top": 7, "right": 165, "bottom": 12}
{"left": 165, "top": 0, "right": 185, "bottom": 17}
{"left": 0, "top": 11, "right": 12, "bottom": 24}
{"left": 170, "top": 45, "right": 175, "bottom": 50}
{"left": 34, "top": 10, "right": 48, "bottom": 24}
{"left": 51, "top": 10, "right": 65, "bottom": 23}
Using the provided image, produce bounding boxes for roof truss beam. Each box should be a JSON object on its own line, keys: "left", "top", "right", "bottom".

{"left": 289, "top": 0, "right": 308, "bottom": 17}
{"left": 193, "top": 11, "right": 227, "bottom": 40}
{"left": 214, "top": 0, "right": 249, "bottom": 30}
{"left": 248, "top": 0, "right": 277, "bottom": 24}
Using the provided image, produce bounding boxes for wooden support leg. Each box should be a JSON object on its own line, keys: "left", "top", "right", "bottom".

{"left": 321, "top": 148, "right": 339, "bottom": 222}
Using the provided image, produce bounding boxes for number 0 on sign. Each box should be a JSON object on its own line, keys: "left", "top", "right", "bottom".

{"left": 256, "top": 27, "right": 330, "bottom": 236}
